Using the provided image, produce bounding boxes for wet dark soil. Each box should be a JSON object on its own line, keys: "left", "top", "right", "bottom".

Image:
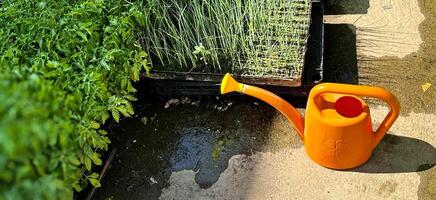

{"left": 92, "top": 96, "right": 303, "bottom": 200}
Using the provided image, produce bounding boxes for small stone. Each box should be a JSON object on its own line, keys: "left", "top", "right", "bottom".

{"left": 181, "top": 96, "right": 192, "bottom": 104}
{"left": 140, "top": 117, "right": 148, "bottom": 125}
{"left": 150, "top": 177, "right": 158, "bottom": 185}
{"left": 191, "top": 100, "right": 200, "bottom": 106}
{"left": 164, "top": 98, "right": 180, "bottom": 109}
{"left": 126, "top": 184, "right": 134, "bottom": 191}
{"left": 132, "top": 140, "right": 136, "bottom": 143}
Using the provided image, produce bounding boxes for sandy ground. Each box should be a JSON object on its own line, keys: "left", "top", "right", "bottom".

{"left": 324, "top": 0, "right": 425, "bottom": 58}
{"left": 158, "top": 0, "right": 435, "bottom": 199}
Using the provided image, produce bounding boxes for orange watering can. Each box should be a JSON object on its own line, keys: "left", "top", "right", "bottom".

{"left": 221, "top": 73, "right": 400, "bottom": 169}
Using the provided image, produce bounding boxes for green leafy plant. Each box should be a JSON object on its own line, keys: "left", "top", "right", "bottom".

{"left": 0, "top": 0, "right": 150, "bottom": 199}
{"left": 193, "top": 43, "right": 211, "bottom": 65}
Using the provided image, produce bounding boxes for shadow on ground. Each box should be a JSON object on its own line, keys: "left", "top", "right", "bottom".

{"left": 324, "top": 0, "right": 369, "bottom": 15}
{"left": 354, "top": 134, "right": 436, "bottom": 173}
{"left": 323, "top": 23, "right": 358, "bottom": 84}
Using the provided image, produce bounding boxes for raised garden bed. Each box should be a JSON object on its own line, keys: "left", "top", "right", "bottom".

{"left": 143, "top": 0, "right": 324, "bottom": 95}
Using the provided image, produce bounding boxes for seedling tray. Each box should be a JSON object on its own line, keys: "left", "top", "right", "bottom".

{"left": 144, "top": 0, "right": 324, "bottom": 95}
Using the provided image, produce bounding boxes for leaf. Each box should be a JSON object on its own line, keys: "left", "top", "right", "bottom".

{"left": 137, "top": 51, "right": 148, "bottom": 59}
{"left": 127, "top": 82, "right": 136, "bottom": 93}
{"left": 141, "top": 61, "right": 150, "bottom": 74}
{"left": 47, "top": 61, "right": 60, "bottom": 68}
{"left": 111, "top": 110, "right": 120, "bottom": 122}
{"left": 72, "top": 183, "right": 83, "bottom": 192}
{"left": 89, "top": 121, "right": 100, "bottom": 129}
{"left": 84, "top": 157, "right": 92, "bottom": 171}
{"left": 98, "top": 130, "right": 108, "bottom": 135}
{"left": 101, "top": 112, "right": 109, "bottom": 123}
{"left": 68, "top": 156, "right": 81, "bottom": 166}
{"left": 77, "top": 31, "right": 88, "bottom": 42}
{"left": 126, "top": 102, "right": 134, "bottom": 115}
{"left": 88, "top": 172, "right": 99, "bottom": 179}
{"left": 131, "top": 66, "right": 139, "bottom": 80}
{"left": 89, "top": 178, "right": 101, "bottom": 188}
{"left": 422, "top": 82, "right": 431, "bottom": 92}
{"left": 59, "top": 133, "right": 69, "bottom": 149}
{"left": 91, "top": 152, "right": 102, "bottom": 165}
{"left": 124, "top": 95, "right": 137, "bottom": 101}
{"left": 117, "top": 106, "right": 131, "bottom": 117}
{"left": 100, "top": 59, "right": 110, "bottom": 70}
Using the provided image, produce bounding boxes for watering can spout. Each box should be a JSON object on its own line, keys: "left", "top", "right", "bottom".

{"left": 221, "top": 73, "right": 244, "bottom": 94}
{"left": 220, "top": 73, "right": 305, "bottom": 139}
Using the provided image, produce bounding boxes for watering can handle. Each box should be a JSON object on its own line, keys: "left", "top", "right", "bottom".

{"left": 310, "top": 83, "right": 400, "bottom": 148}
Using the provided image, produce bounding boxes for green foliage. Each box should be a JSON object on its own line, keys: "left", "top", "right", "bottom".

{"left": 0, "top": 0, "right": 149, "bottom": 199}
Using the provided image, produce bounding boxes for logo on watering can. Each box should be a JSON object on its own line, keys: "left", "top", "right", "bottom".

{"left": 322, "top": 139, "right": 348, "bottom": 159}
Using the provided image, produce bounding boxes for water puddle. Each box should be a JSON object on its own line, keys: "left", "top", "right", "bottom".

{"left": 93, "top": 96, "right": 303, "bottom": 199}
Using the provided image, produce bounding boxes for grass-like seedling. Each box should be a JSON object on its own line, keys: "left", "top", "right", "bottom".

{"left": 142, "top": 0, "right": 310, "bottom": 78}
